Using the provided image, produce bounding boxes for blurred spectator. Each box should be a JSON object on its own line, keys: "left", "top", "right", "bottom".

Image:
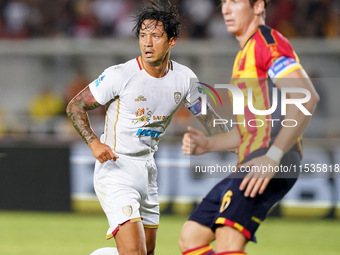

{"left": 114, "top": 0, "right": 136, "bottom": 38}
{"left": 266, "top": 0, "right": 298, "bottom": 37}
{"left": 3, "top": 0, "right": 29, "bottom": 38}
{"left": 28, "top": 86, "right": 65, "bottom": 122}
{"left": 64, "top": 67, "right": 106, "bottom": 118}
{"left": 73, "top": 0, "right": 98, "bottom": 38}
{"left": 64, "top": 67, "right": 91, "bottom": 104}
{"left": 38, "top": 0, "right": 74, "bottom": 38}
{"left": 206, "top": 7, "right": 232, "bottom": 39}
{"left": 91, "top": 0, "right": 124, "bottom": 37}
{"left": 300, "top": 0, "right": 330, "bottom": 37}
{"left": 180, "top": 0, "right": 215, "bottom": 38}
{"left": 0, "top": 0, "right": 339, "bottom": 39}
{"left": 325, "top": 0, "right": 340, "bottom": 37}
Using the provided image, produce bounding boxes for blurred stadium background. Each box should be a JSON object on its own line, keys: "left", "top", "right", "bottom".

{"left": 0, "top": 0, "right": 340, "bottom": 254}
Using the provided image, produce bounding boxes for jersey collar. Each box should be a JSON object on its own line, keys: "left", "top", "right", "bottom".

{"left": 136, "top": 56, "right": 173, "bottom": 71}
{"left": 241, "top": 25, "right": 262, "bottom": 49}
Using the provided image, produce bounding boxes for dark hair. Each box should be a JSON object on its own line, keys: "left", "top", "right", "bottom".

{"left": 249, "top": 0, "right": 270, "bottom": 8}
{"left": 133, "top": 0, "right": 181, "bottom": 40}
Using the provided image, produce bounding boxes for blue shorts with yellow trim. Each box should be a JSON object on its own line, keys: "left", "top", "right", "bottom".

{"left": 188, "top": 148, "right": 300, "bottom": 242}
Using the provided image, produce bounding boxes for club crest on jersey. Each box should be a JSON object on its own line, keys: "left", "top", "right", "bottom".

{"left": 95, "top": 75, "right": 106, "bottom": 87}
{"left": 269, "top": 45, "right": 280, "bottom": 58}
{"left": 135, "top": 95, "right": 147, "bottom": 102}
{"left": 122, "top": 205, "right": 133, "bottom": 217}
{"left": 174, "top": 92, "right": 181, "bottom": 104}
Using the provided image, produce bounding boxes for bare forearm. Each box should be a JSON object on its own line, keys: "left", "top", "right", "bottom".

{"left": 206, "top": 127, "right": 241, "bottom": 152}
{"left": 273, "top": 101, "right": 316, "bottom": 153}
{"left": 273, "top": 70, "right": 319, "bottom": 153}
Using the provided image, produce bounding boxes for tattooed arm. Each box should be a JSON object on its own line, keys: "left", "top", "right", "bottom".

{"left": 196, "top": 106, "right": 228, "bottom": 136}
{"left": 66, "top": 86, "right": 118, "bottom": 163}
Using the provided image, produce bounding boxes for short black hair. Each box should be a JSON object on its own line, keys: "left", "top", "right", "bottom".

{"left": 133, "top": 0, "right": 181, "bottom": 40}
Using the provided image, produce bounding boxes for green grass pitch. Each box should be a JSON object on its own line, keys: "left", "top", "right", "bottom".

{"left": 0, "top": 211, "right": 340, "bottom": 255}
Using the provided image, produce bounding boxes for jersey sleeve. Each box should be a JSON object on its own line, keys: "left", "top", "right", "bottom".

{"left": 89, "top": 64, "right": 124, "bottom": 105}
{"left": 257, "top": 27, "right": 303, "bottom": 83}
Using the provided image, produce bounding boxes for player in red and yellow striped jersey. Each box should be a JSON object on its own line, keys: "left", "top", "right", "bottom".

{"left": 180, "top": 0, "right": 319, "bottom": 254}
{"left": 231, "top": 24, "right": 304, "bottom": 164}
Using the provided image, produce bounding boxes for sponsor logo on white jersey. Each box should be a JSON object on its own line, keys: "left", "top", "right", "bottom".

{"left": 95, "top": 75, "right": 106, "bottom": 87}
{"left": 136, "top": 129, "right": 161, "bottom": 138}
{"left": 135, "top": 95, "right": 147, "bottom": 102}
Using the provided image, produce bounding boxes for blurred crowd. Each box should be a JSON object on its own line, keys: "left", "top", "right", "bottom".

{"left": 0, "top": 0, "right": 339, "bottom": 40}
{"left": 0, "top": 67, "right": 101, "bottom": 140}
{"left": 0, "top": 0, "right": 339, "bottom": 140}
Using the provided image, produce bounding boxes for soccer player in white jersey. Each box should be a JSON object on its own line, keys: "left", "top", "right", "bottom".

{"left": 66, "top": 1, "right": 227, "bottom": 255}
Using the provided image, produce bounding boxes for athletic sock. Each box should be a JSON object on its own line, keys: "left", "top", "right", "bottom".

{"left": 183, "top": 244, "right": 215, "bottom": 255}
{"left": 215, "top": 251, "right": 246, "bottom": 255}
{"left": 89, "top": 247, "right": 119, "bottom": 255}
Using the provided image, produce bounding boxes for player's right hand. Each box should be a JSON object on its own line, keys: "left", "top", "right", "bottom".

{"left": 182, "top": 126, "right": 208, "bottom": 155}
{"left": 89, "top": 139, "right": 119, "bottom": 163}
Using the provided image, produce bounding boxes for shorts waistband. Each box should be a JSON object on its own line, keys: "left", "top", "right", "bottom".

{"left": 116, "top": 151, "right": 155, "bottom": 160}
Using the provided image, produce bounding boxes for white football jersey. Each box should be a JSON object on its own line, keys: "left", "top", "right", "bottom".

{"left": 89, "top": 57, "right": 203, "bottom": 156}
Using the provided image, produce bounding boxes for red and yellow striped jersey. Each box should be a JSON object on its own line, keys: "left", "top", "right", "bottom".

{"left": 230, "top": 25, "right": 303, "bottom": 163}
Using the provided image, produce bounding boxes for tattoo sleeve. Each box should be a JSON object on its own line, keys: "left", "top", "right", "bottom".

{"left": 196, "top": 106, "right": 228, "bottom": 136}
{"left": 66, "top": 86, "right": 102, "bottom": 144}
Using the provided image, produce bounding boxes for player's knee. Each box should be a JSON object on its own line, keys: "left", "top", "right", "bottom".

{"left": 146, "top": 242, "right": 155, "bottom": 255}
{"left": 178, "top": 227, "right": 195, "bottom": 251}
{"left": 178, "top": 235, "right": 187, "bottom": 252}
{"left": 147, "top": 249, "right": 155, "bottom": 255}
{"left": 145, "top": 229, "right": 156, "bottom": 255}
{"left": 179, "top": 221, "right": 214, "bottom": 252}
{"left": 215, "top": 225, "right": 247, "bottom": 252}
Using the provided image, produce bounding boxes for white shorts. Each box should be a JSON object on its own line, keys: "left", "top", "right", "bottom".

{"left": 93, "top": 153, "right": 159, "bottom": 240}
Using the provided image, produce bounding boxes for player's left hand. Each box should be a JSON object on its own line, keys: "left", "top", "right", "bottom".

{"left": 239, "top": 155, "right": 278, "bottom": 198}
